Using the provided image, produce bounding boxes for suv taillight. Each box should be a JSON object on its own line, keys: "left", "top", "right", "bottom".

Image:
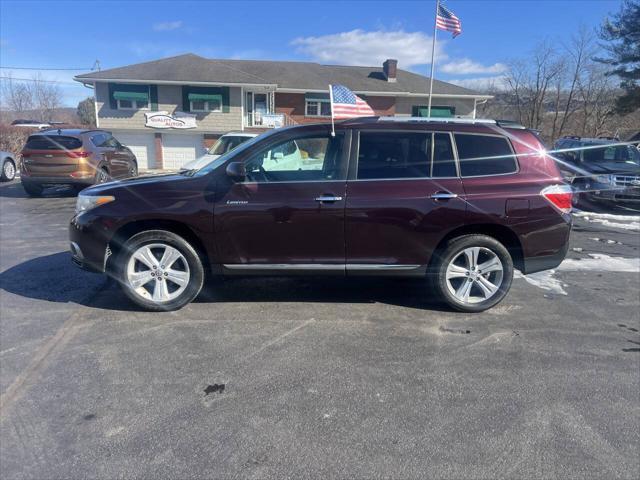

{"left": 541, "top": 185, "right": 572, "bottom": 213}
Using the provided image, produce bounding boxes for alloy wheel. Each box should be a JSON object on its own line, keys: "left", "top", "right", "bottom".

{"left": 126, "top": 243, "right": 191, "bottom": 303}
{"left": 445, "top": 247, "right": 504, "bottom": 304}
{"left": 4, "top": 161, "right": 15, "bottom": 180}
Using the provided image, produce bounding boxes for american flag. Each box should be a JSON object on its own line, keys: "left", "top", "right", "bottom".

{"left": 436, "top": 2, "right": 462, "bottom": 38}
{"left": 330, "top": 84, "right": 375, "bottom": 119}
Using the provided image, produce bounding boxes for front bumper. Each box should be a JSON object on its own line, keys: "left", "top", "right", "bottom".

{"left": 581, "top": 179, "right": 640, "bottom": 203}
{"left": 69, "top": 213, "right": 111, "bottom": 273}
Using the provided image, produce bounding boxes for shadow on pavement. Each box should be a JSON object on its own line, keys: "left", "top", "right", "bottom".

{"left": 0, "top": 251, "right": 449, "bottom": 312}
{"left": 0, "top": 181, "right": 77, "bottom": 198}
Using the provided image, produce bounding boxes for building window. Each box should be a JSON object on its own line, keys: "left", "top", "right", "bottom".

{"left": 117, "top": 99, "right": 149, "bottom": 110}
{"left": 305, "top": 100, "right": 331, "bottom": 117}
{"left": 190, "top": 98, "right": 222, "bottom": 113}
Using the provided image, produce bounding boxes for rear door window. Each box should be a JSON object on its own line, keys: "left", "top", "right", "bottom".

{"left": 357, "top": 131, "right": 457, "bottom": 179}
{"left": 454, "top": 134, "right": 518, "bottom": 177}
{"left": 357, "top": 132, "right": 431, "bottom": 179}
{"left": 25, "top": 135, "right": 82, "bottom": 150}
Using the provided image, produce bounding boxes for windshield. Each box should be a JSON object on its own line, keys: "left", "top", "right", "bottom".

{"left": 583, "top": 143, "right": 640, "bottom": 165}
{"left": 209, "top": 136, "right": 252, "bottom": 156}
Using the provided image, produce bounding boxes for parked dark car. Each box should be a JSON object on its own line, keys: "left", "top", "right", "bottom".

{"left": 553, "top": 136, "right": 640, "bottom": 205}
{"left": 20, "top": 129, "right": 138, "bottom": 196}
{"left": 70, "top": 118, "right": 572, "bottom": 312}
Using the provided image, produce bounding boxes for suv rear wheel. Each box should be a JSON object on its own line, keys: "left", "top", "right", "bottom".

{"left": 21, "top": 180, "right": 43, "bottom": 197}
{"left": 116, "top": 230, "right": 204, "bottom": 311}
{"left": 433, "top": 234, "right": 514, "bottom": 313}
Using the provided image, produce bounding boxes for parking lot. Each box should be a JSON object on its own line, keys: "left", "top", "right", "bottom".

{"left": 0, "top": 179, "right": 638, "bottom": 479}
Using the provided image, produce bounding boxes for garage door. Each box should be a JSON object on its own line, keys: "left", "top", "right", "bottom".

{"left": 113, "top": 132, "right": 156, "bottom": 170}
{"left": 163, "top": 134, "right": 204, "bottom": 170}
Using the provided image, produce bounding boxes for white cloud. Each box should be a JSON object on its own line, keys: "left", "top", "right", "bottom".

{"left": 291, "top": 29, "right": 447, "bottom": 68}
{"left": 152, "top": 21, "right": 183, "bottom": 32}
{"left": 440, "top": 58, "right": 507, "bottom": 75}
{"left": 448, "top": 75, "right": 508, "bottom": 91}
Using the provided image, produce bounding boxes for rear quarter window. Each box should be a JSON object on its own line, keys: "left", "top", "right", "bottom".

{"left": 25, "top": 135, "right": 83, "bottom": 150}
{"left": 455, "top": 134, "right": 518, "bottom": 177}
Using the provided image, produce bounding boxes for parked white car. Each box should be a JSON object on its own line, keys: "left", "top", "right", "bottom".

{"left": 0, "top": 151, "right": 17, "bottom": 182}
{"left": 180, "top": 132, "right": 258, "bottom": 171}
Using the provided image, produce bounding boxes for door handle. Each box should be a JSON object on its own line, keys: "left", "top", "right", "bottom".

{"left": 315, "top": 195, "right": 343, "bottom": 203}
{"left": 430, "top": 191, "right": 458, "bottom": 200}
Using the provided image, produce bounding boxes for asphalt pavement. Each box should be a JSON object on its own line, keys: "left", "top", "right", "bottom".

{"left": 1, "top": 179, "right": 639, "bottom": 479}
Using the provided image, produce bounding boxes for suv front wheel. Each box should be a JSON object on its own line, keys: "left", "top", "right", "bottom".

{"left": 116, "top": 230, "right": 204, "bottom": 311}
{"left": 433, "top": 234, "right": 514, "bottom": 313}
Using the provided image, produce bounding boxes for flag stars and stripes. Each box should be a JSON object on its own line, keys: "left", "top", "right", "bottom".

{"left": 436, "top": 2, "right": 462, "bottom": 38}
{"left": 330, "top": 84, "right": 375, "bottom": 119}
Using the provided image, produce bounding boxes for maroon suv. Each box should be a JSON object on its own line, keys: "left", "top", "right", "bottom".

{"left": 69, "top": 118, "right": 572, "bottom": 312}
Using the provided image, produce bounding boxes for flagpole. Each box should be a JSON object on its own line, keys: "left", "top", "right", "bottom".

{"left": 328, "top": 84, "right": 336, "bottom": 137}
{"left": 427, "top": 0, "right": 440, "bottom": 117}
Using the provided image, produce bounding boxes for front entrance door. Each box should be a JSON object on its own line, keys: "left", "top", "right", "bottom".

{"left": 245, "top": 91, "right": 270, "bottom": 126}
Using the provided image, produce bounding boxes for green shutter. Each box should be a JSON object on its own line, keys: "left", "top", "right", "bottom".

{"left": 108, "top": 83, "right": 117, "bottom": 110}
{"left": 182, "top": 86, "right": 190, "bottom": 112}
{"left": 221, "top": 87, "right": 230, "bottom": 113}
{"left": 150, "top": 85, "right": 158, "bottom": 111}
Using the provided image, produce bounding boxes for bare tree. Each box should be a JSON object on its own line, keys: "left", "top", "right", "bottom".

{"left": 504, "top": 41, "right": 563, "bottom": 131}
{"left": 32, "top": 74, "right": 63, "bottom": 122}
{"left": 1, "top": 74, "right": 34, "bottom": 113}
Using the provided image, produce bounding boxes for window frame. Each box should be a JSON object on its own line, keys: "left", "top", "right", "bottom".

{"left": 452, "top": 132, "right": 519, "bottom": 178}
{"left": 190, "top": 99, "right": 222, "bottom": 113}
{"left": 350, "top": 129, "right": 460, "bottom": 181}
{"left": 116, "top": 98, "right": 149, "bottom": 110}
{"left": 305, "top": 99, "right": 331, "bottom": 118}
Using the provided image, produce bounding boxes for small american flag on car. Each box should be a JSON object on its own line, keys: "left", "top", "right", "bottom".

{"left": 329, "top": 84, "right": 375, "bottom": 119}
{"left": 436, "top": 2, "right": 462, "bottom": 38}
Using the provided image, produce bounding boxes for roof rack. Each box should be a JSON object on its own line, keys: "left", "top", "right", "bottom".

{"left": 561, "top": 135, "right": 581, "bottom": 140}
{"left": 378, "top": 116, "right": 497, "bottom": 125}
{"left": 375, "top": 116, "right": 528, "bottom": 129}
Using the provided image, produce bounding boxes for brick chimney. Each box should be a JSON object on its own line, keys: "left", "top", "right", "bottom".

{"left": 383, "top": 59, "right": 398, "bottom": 82}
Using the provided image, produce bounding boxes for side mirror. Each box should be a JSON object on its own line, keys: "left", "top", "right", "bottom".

{"left": 226, "top": 161, "right": 246, "bottom": 181}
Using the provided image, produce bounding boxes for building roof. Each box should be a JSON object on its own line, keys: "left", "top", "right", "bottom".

{"left": 75, "top": 53, "right": 484, "bottom": 97}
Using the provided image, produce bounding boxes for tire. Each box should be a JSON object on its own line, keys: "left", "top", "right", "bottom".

{"left": 115, "top": 230, "right": 204, "bottom": 311}
{"left": 1, "top": 158, "right": 16, "bottom": 182}
{"left": 432, "top": 234, "right": 514, "bottom": 313}
{"left": 21, "top": 180, "right": 44, "bottom": 197}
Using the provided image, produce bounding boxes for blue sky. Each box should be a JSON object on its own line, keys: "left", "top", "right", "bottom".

{"left": 0, "top": 0, "right": 623, "bottom": 106}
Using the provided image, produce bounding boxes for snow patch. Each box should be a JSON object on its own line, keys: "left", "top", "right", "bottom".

{"left": 514, "top": 270, "right": 567, "bottom": 295}
{"left": 558, "top": 253, "right": 640, "bottom": 273}
{"left": 573, "top": 211, "right": 640, "bottom": 231}
{"left": 516, "top": 254, "right": 639, "bottom": 295}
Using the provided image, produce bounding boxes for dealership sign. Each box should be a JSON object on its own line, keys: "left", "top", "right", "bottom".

{"left": 145, "top": 111, "right": 197, "bottom": 129}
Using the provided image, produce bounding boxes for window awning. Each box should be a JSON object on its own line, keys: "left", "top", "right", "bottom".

{"left": 188, "top": 93, "right": 222, "bottom": 102}
{"left": 113, "top": 91, "right": 149, "bottom": 101}
{"left": 305, "top": 92, "right": 330, "bottom": 102}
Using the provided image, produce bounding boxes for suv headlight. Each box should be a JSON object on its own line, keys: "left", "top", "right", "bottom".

{"left": 75, "top": 194, "right": 115, "bottom": 215}
{"left": 592, "top": 174, "right": 613, "bottom": 185}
